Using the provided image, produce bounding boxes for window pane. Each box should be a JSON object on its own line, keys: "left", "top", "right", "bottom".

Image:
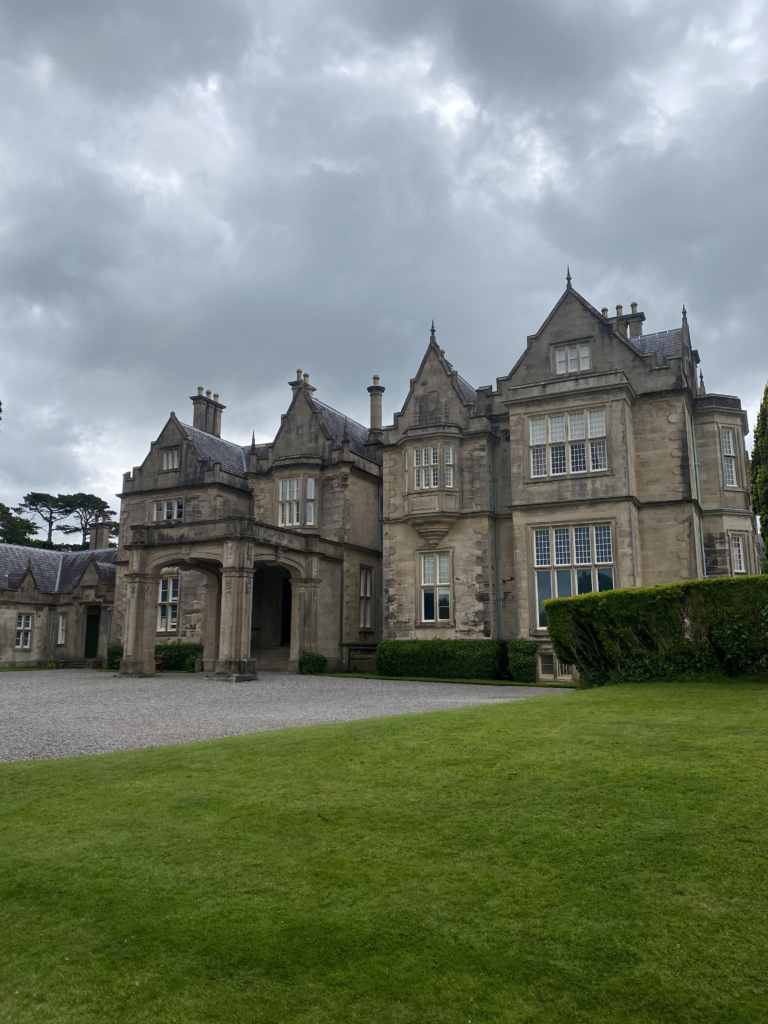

{"left": 540, "top": 653, "right": 554, "bottom": 676}
{"left": 731, "top": 536, "right": 744, "bottom": 573}
{"left": 537, "top": 570, "right": 552, "bottom": 627}
{"left": 721, "top": 428, "right": 734, "bottom": 456}
{"left": 159, "top": 605, "right": 167, "bottom": 627}
{"left": 568, "top": 412, "right": 585, "bottom": 440}
{"left": 550, "top": 445, "right": 566, "bottom": 475}
{"left": 170, "top": 605, "right": 178, "bottom": 625}
{"left": 724, "top": 457, "right": 736, "bottom": 487}
{"left": 171, "top": 578, "right": 179, "bottom": 600}
{"left": 432, "top": 466, "right": 439, "bottom": 487}
{"left": 556, "top": 349, "right": 567, "bottom": 374}
{"left": 17, "top": 614, "right": 23, "bottom": 628}
{"left": 597, "top": 567, "right": 614, "bottom": 591}
{"left": 165, "top": 502, "right": 173, "bottom": 520}
{"left": 279, "top": 504, "right": 286, "bottom": 526}
{"left": 437, "top": 588, "right": 451, "bottom": 620}
{"left": 594, "top": 525, "right": 612, "bottom": 563}
{"left": 423, "top": 448, "right": 429, "bottom": 467}
{"left": 25, "top": 615, "right": 32, "bottom": 629}
{"left": 176, "top": 501, "right": 184, "bottom": 519}
{"left": 534, "top": 529, "right": 551, "bottom": 566}
{"left": 432, "top": 447, "right": 438, "bottom": 464}
{"left": 531, "top": 447, "right": 547, "bottom": 477}
{"left": 577, "top": 568, "right": 593, "bottom": 594}
{"left": 530, "top": 417, "right": 546, "bottom": 445}
{"left": 415, "top": 468, "right": 421, "bottom": 488}
{"left": 280, "top": 479, "right": 287, "bottom": 500}
{"left": 588, "top": 409, "right": 606, "bottom": 438}
{"left": 423, "top": 589, "right": 435, "bottom": 621}
{"left": 549, "top": 415, "right": 565, "bottom": 442}
{"left": 437, "top": 552, "right": 450, "bottom": 584}
{"left": 414, "top": 448, "right": 421, "bottom": 467}
{"left": 445, "top": 446, "right": 453, "bottom": 465}
{"left": 160, "top": 579, "right": 168, "bottom": 601}
{"left": 556, "top": 569, "right": 572, "bottom": 597}
{"left": 554, "top": 528, "right": 571, "bottom": 564}
{"left": 568, "top": 346, "right": 578, "bottom": 371}
{"left": 422, "top": 553, "right": 435, "bottom": 585}
{"left": 306, "top": 478, "right": 315, "bottom": 499}
{"left": 579, "top": 344, "right": 590, "bottom": 370}
{"left": 445, "top": 466, "right": 454, "bottom": 487}
{"left": 306, "top": 501, "right": 314, "bottom": 525}
{"left": 570, "top": 443, "right": 587, "bottom": 473}
{"left": 574, "top": 527, "right": 591, "bottom": 564}
{"left": 590, "top": 440, "right": 607, "bottom": 471}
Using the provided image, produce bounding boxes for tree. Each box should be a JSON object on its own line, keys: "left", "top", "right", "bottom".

{"left": 751, "top": 380, "right": 768, "bottom": 570}
{"left": 13, "top": 492, "right": 74, "bottom": 543}
{"left": 56, "top": 493, "right": 117, "bottom": 547}
{"left": 0, "top": 503, "right": 39, "bottom": 545}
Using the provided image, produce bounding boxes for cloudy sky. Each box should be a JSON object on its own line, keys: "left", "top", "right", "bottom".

{"left": 1, "top": 0, "right": 767, "bottom": 511}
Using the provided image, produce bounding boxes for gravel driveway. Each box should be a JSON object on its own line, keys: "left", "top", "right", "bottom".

{"left": 0, "top": 669, "right": 571, "bottom": 762}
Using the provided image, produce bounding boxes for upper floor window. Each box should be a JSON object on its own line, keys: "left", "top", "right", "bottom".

{"left": 533, "top": 524, "right": 614, "bottom": 629}
{"left": 411, "top": 444, "right": 455, "bottom": 490}
{"left": 154, "top": 499, "right": 183, "bottom": 522}
{"left": 529, "top": 409, "right": 607, "bottom": 479}
{"left": 730, "top": 535, "right": 745, "bottom": 574}
{"left": 279, "top": 478, "right": 301, "bottom": 526}
{"left": 306, "top": 478, "right": 316, "bottom": 525}
{"left": 359, "top": 566, "right": 372, "bottom": 628}
{"left": 15, "top": 614, "right": 32, "bottom": 650}
{"left": 157, "top": 577, "right": 179, "bottom": 632}
{"left": 721, "top": 428, "right": 738, "bottom": 487}
{"left": 161, "top": 448, "right": 180, "bottom": 471}
{"left": 421, "top": 552, "right": 451, "bottom": 622}
{"left": 555, "top": 343, "right": 590, "bottom": 375}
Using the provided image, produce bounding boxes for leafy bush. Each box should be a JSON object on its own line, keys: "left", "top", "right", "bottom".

{"left": 508, "top": 638, "right": 538, "bottom": 683}
{"left": 375, "top": 639, "right": 509, "bottom": 680}
{"left": 106, "top": 642, "right": 203, "bottom": 672}
{"left": 107, "top": 644, "right": 123, "bottom": 670}
{"left": 300, "top": 651, "right": 327, "bottom": 674}
{"left": 545, "top": 576, "right": 768, "bottom": 687}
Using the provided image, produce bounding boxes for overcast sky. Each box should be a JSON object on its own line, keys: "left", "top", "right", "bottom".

{"left": 1, "top": 0, "right": 767, "bottom": 510}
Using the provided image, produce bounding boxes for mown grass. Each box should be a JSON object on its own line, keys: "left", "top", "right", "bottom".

{"left": 1, "top": 680, "right": 767, "bottom": 1023}
{"left": 321, "top": 672, "right": 572, "bottom": 687}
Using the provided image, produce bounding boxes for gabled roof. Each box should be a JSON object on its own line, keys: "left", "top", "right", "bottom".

{"left": 0, "top": 545, "right": 118, "bottom": 594}
{"left": 178, "top": 422, "right": 250, "bottom": 475}
{"left": 308, "top": 397, "right": 372, "bottom": 459}
{"left": 628, "top": 329, "right": 683, "bottom": 365}
{"left": 397, "top": 327, "right": 477, "bottom": 420}
{"left": 528, "top": 280, "right": 610, "bottom": 340}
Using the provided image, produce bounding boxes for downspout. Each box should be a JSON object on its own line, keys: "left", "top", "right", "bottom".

{"left": 492, "top": 430, "right": 502, "bottom": 638}
{"left": 691, "top": 415, "right": 707, "bottom": 578}
{"left": 378, "top": 473, "right": 383, "bottom": 644}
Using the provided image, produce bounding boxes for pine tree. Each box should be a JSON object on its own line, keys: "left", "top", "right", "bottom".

{"left": 750, "top": 380, "right": 768, "bottom": 569}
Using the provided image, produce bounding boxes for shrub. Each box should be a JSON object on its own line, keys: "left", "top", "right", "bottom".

{"left": 508, "top": 638, "right": 538, "bottom": 683}
{"left": 107, "top": 644, "right": 123, "bottom": 670}
{"left": 374, "top": 639, "right": 509, "bottom": 680}
{"left": 545, "top": 575, "right": 768, "bottom": 687}
{"left": 157, "top": 642, "right": 204, "bottom": 672}
{"left": 300, "top": 651, "right": 327, "bottom": 675}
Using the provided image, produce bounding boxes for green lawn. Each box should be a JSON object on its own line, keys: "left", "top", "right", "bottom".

{"left": 1, "top": 682, "right": 767, "bottom": 1023}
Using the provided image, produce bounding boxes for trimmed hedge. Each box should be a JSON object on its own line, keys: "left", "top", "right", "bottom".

{"left": 375, "top": 639, "right": 509, "bottom": 680}
{"left": 545, "top": 575, "right": 768, "bottom": 686}
{"left": 508, "top": 638, "right": 538, "bottom": 683}
{"left": 300, "top": 651, "right": 327, "bottom": 675}
{"left": 105, "top": 642, "right": 204, "bottom": 672}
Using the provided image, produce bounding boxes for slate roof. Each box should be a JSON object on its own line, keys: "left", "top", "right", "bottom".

{"left": 454, "top": 373, "right": 477, "bottom": 405}
{"left": 0, "top": 545, "right": 118, "bottom": 594}
{"left": 309, "top": 398, "right": 373, "bottom": 459}
{"left": 629, "top": 329, "right": 683, "bottom": 365}
{"left": 178, "top": 423, "right": 249, "bottom": 475}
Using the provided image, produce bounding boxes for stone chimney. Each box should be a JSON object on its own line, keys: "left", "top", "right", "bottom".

{"left": 88, "top": 519, "right": 111, "bottom": 550}
{"left": 190, "top": 386, "right": 225, "bottom": 436}
{"left": 367, "top": 375, "right": 385, "bottom": 443}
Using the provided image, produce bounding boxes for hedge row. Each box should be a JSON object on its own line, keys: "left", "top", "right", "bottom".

{"left": 106, "top": 642, "right": 204, "bottom": 672}
{"left": 545, "top": 575, "right": 768, "bottom": 686}
{"left": 375, "top": 638, "right": 509, "bottom": 680}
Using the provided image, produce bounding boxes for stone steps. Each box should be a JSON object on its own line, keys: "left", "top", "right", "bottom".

{"left": 254, "top": 647, "right": 291, "bottom": 672}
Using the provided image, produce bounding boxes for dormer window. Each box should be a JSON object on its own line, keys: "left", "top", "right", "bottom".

{"left": 161, "top": 448, "right": 180, "bottom": 471}
{"left": 555, "top": 343, "right": 590, "bottom": 375}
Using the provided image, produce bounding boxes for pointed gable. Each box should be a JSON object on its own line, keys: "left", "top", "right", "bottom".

{"left": 393, "top": 325, "right": 477, "bottom": 432}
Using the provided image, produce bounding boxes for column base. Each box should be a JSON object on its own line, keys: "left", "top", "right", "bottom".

{"left": 118, "top": 658, "right": 156, "bottom": 676}
{"left": 211, "top": 658, "right": 258, "bottom": 682}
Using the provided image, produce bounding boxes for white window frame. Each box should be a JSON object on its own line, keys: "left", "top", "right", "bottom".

{"left": 533, "top": 525, "right": 615, "bottom": 630}
{"left": 721, "top": 428, "right": 738, "bottom": 488}
{"left": 157, "top": 577, "right": 179, "bottom": 633}
{"left": 57, "top": 613, "right": 67, "bottom": 646}
{"left": 279, "top": 478, "right": 302, "bottom": 526}
{"left": 411, "top": 444, "right": 456, "bottom": 490}
{"left": 306, "top": 477, "right": 316, "bottom": 526}
{"left": 555, "top": 343, "right": 591, "bottom": 375}
{"left": 420, "top": 551, "right": 452, "bottom": 623}
{"left": 15, "top": 613, "right": 32, "bottom": 650}
{"left": 529, "top": 408, "right": 606, "bottom": 479}
{"left": 154, "top": 499, "right": 183, "bottom": 522}
{"left": 161, "top": 448, "right": 180, "bottom": 471}
{"left": 359, "top": 566, "right": 373, "bottom": 629}
{"left": 730, "top": 535, "right": 745, "bottom": 574}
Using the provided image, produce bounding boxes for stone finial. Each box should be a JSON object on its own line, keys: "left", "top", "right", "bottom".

{"left": 251, "top": 431, "right": 257, "bottom": 452}
{"left": 682, "top": 304, "right": 688, "bottom": 322}
{"left": 430, "top": 320, "right": 436, "bottom": 342}
{"left": 566, "top": 265, "right": 572, "bottom": 288}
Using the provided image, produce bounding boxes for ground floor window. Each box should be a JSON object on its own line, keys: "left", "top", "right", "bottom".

{"left": 534, "top": 523, "right": 614, "bottom": 628}
{"left": 421, "top": 552, "right": 451, "bottom": 622}
{"left": 57, "top": 613, "right": 67, "bottom": 646}
{"left": 359, "top": 566, "right": 372, "bottom": 628}
{"left": 538, "top": 652, "right": 573, "bottom": 680}
{"left": 157, "top": 577, "right": 179, "bottom": 632}
{"left": 730, "top": 535, "right": 745, "bottom": 574}
{"left": 15, "top": 614, "right": 32, "bottom": 649}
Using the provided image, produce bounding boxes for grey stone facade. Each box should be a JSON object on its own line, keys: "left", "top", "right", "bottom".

{"left": 3, "top": 278, "right": 756, "bottom": 678}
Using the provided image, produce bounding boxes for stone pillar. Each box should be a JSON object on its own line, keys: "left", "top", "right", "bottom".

{"left": 202, "top": 578, "right": 221, "bottom": 672}
{"left": 289, "top": 578, "right": 320, "bottom": 672}
{"left": 118, "top": 574, "right": 157, "bottom": 675}
{"left": 214, "top": 568, "right": 257, "bottom": 678}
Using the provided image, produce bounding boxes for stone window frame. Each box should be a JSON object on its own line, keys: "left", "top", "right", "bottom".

{"left": 729, "top": 533, "right": 747, "bottom": 575}
{"left": 527, "top": 406, "right": 608, "bottom": 481}
{"left": 359, "top": 565, "right": 374, "bottom": 630}
{"left": 160, "top": 447, "right": 180, "bottom": 472}
{"left": 15, "top": 613, "right": 33, "bottom": 650}
{"left": 275, "top": 474, "right": 318, "bottom": 529}
{"left": 157, "top": 575, "right": 180, "bottom": 633}
{"left": 530, "top": 521, "right": 616, "bottom": 633}
{"left": 153, "top": 498, "right": 184, "bottom": 523}
{"left": 415, "top": 548, "right": 454, "bottom": 627}
{"left": 538, "top": 651, "right": 574, "bottom": 681}
{"left": 552, "top": 339, "right": 592, "bottom": 376}
{"left": 719, "top": 424, "right": 742, "bottom": 490}
{"left": 405, "top": 442, "right": 458, "bottom": 493}
{"left": 57, "top": 612, "right": 67, "bottom": 646}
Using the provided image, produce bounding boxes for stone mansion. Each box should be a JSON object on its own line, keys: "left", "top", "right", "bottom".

{"left": 1, "top": 278, "right": 759, "bottom": 680}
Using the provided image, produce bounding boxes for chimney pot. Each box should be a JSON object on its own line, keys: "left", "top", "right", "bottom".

{"left": 297, "top": 369, "right": 302, "bottom": 380}
{"left": 601, "top": 307, "right": 609, "bottom": 317}
{"left": 616, "top": 304, "right": 623, "bottom": 316}
{"left": 367, "top": 375, "right": 385, "bottom": 437}
{"left": 197, "top": 386, "right": 204, "bottom": 395}
{"left": 631, "top": 302, "right": 638, "bottom": 313}
{"left": 206, "top": 390, "right": 211, "bottom": 398}
{"left": 373, "top": 375, "right": 380, "bottom": 386}
{"left": 213, "top": 393, "right": 219, "bottom": 402}
{"left": 303, "top": 373, "right": 309, "bottom": 384}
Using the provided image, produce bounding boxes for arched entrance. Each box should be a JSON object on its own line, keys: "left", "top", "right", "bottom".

{"left": 251, "top": 562, "right": 292, "bottom": 671}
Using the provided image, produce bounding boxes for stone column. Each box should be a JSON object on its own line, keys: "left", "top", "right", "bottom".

{"left": 202, "top": 578, "right": 221, "bottom": 672}
{"left": 288, "top": 578, "right": 320, "bottom": 672}
{"left": 214, "top": 568, "right": 257, "bottom": 678}
{"left": 119, "top": 574, "right": 157, "bottom": 675}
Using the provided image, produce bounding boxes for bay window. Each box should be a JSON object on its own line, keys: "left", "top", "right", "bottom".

{"left": 306, "top": 478, "right": 316, "bottom": 525}
{"left": 410, "top": 444, "right": 456, "bottom": 489}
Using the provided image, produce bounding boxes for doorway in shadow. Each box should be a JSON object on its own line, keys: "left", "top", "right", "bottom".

{"left": 251, "top": 564, "right": 292, "bottom": 656}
